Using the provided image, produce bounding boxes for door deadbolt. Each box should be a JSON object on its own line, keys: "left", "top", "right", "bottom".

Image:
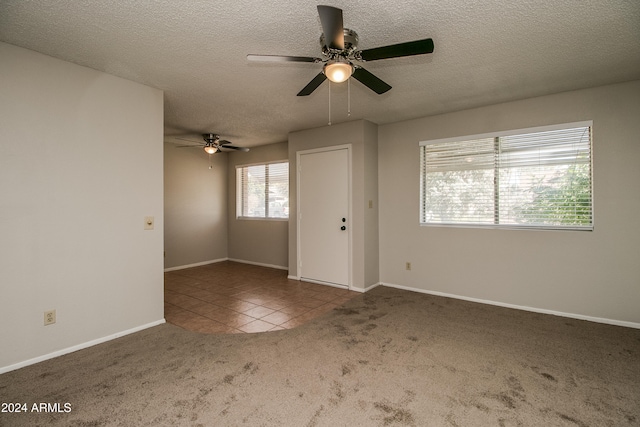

{"left": 342, "top": 218, "right": 346, "bottom": 222}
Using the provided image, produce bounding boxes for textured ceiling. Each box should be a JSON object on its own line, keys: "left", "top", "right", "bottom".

{"left": 1, "top": 1, "right": 639, "bottom": 147}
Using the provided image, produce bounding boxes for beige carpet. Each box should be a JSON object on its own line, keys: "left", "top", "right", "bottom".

{"left": 1, "top": 286, "right": 639, "bottom": 426}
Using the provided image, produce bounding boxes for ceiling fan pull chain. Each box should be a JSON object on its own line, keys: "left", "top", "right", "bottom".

{"left": 348, "top": 78, "right": 351, "bottom": 117}
{"left": 208, "top": 153, "right": 213, "bottom": 170}
{"left": 328, "top": 81, "right": 332, "bottom": 126}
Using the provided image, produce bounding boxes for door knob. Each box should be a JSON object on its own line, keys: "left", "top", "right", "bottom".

{"left": 341, "top": 226, "right": 346, "bottom": 231}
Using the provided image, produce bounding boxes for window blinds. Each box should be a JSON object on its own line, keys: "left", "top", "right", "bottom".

{"left": 237, "top": 161, "right": 289, "bottom": 219}
{"left": 420, "top": 123, "right": 592, "bottom": 230}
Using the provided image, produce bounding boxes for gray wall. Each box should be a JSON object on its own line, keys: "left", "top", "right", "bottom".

{"left": 363, "top": 121, "right": 380, "bottom": 288}
{"left": 378, "top": 80, "right": 640, "bottom": 325}
{"left": 164, "top": 144, "right": 228, "bottom": 269}
{"left": 227, "top": 142, "right": 289, "bottom": 269}
{"left": 10, "top": 37, "right": 635, "bottom": 375}
{"left": 288, "top": 120, "right": 379, "bottom": 290}
{"left": 0, "top": 42, "right": 164, "bottom": 371}
{"left": 163, "top": 80, "right": 639, "bottom": 326}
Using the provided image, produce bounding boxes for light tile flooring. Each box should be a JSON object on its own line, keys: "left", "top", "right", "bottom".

{"left": 164, "top": 261, "right": 359, "bottom": 334}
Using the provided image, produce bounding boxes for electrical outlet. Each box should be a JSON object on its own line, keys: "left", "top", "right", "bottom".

{"left": 406, "top": 262, "right": 411, "bottom": 271}
{"left": 44, "top": 309, "right": 56, "bottom": 326}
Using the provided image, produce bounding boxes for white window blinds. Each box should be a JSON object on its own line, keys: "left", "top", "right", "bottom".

{"left": 237, "top": 161, "right": 289, "bottom": 219}
{"left": 420, "top": 123, "right": 593, "bottom": 230}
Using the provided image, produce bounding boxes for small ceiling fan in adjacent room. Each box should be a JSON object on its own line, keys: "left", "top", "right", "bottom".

{"left": 174, "top": 133, "right": 250, "bottom": 154}
{"left": 247, "top": 5, "right": 434, "bottom": 96}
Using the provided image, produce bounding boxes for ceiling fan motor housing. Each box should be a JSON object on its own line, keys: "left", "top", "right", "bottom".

{"left": 203, "top": 133, "right": 219, "bottom": 143}
{"left": 320, "top": 29, "right": 359, "bottom": 58}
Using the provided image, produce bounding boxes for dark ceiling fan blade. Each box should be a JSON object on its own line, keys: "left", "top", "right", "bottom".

{"left": 317, "top": 5, "right": 344, "bottom": 50}
{"left": 218, "top": 140, "right": 233, "bottom": 145}
{"left": 219, "top": 145, "right": 250, "bottom": 152}
{"left": 297, "top": 72, "right": 327, "bottom": 96}
{"left": 247, "top": 54, "right": 321, "bottom": 63}
{"left": 171, "top": 136, "right": 202, "bottom": 143}
{"left": 352, "top": 67, "right": 392, "bottom": 94}
{"left": 359, "top": 38, "right": 434, "bottom": 61}
{"left": 175, "top": 144, "right": 204, "bottom": 148}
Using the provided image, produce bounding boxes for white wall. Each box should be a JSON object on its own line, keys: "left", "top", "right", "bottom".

{"left": 164, "top": 143, "right": 228, "bottom": 269}
{"left": 378, "top": 80, "right": 640, "bottom": 325}
{"left": 0, "top": 43, "right": 165, "bottom": 371}
{"left": 227, "top": 142, "right": 289, "bottom": 269}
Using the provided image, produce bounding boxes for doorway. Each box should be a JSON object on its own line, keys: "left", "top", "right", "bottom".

{"left": 297, "top": 145, "right": 351, "bottom": 288}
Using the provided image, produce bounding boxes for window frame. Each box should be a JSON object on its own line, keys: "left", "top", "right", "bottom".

{"left": 419, "top": 121, "right": 594, "bottom": 231}
{"left": 236, "top": 160, "right": 289, "bottom": 221}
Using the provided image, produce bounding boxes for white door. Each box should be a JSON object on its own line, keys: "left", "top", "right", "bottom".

{"left": 298, "top": 147, "right": 350, "bottom": 287}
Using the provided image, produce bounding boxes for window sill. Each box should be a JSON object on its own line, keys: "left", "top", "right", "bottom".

{"left": 419, "top": 222, "right": 593, "bottom": 232}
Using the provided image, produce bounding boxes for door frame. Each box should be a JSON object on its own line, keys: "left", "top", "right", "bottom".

{"left": 296, "top": 144, "right": 353, "bottom": 290}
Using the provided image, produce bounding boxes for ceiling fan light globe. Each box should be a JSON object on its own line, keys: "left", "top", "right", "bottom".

{"left": 324, "top": 62, "right": 353, "bottom": 83}
{"left": 204, "top": 145, "right": 217, "bottom": 154}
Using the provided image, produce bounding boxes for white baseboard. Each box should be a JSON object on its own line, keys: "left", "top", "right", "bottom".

{"left": 227, "top": 258, "right": 288, "bottom": 271}
{"left": 284, "top": 279, "right": 380, "bottom": 293}
{"left": 299, "top": 277, "right": 351, "bottom": 290}
{"left": 0, "top": 319, "right": 166, "bottom": 375}
{"left": 348, "top": 282, "right": 381, "bottom": 293}
{"left": 165, "top": 258, "right": 288, "bottom": 273}
{"left": 164, "top": 258, "right": 228, "bottom": 272}
{"left": 363, "top": 282, "right": 382, "bottom": 293}
{"left": 381, "top": 282, "right": 640, "bottom": 330}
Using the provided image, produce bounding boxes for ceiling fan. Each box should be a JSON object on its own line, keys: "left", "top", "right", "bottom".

{"left": 247, "top": 5, "right": 434, "bottom": 96}
{"left": 175, "top": 133, "right": 250, "bottom": 154}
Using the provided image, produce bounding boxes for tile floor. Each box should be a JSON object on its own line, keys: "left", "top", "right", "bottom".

{"left": 164, "top": 261, "right": 359, "bottom": 334}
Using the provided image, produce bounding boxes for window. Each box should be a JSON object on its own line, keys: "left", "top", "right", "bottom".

{"left": 420, "top": 122, "right": 593, "bottom": 230}
{"left": 236, "top": 161, "right": 289, "bottom": 219}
